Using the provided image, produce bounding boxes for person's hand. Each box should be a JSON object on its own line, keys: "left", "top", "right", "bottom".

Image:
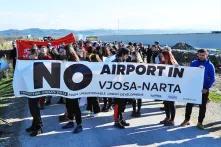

{"left": 202, "top": 89, "right": 208, "bottom": 94}
{"left": 174, "top": 64, "right": 179, "bottom": 68}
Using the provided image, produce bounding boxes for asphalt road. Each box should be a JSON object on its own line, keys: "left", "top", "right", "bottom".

{"left": 18, "top": 98, "right": 221, "bottom": 147}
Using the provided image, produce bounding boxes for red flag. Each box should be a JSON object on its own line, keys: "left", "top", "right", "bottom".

{"left": 16, "top": 33, "right": 76, "bottom": 59}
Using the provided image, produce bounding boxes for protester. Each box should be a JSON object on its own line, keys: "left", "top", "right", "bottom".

{"left": 151, "top": 45, "right": 161, "bottom": 64}
{"left": 146, "top": 44, "right": 152, "bottom": 63}
{"left": 28, "top": 44, "right": 38, "bottom": 60}
{"left": 159, "top": 46, "right": 178, "bottom": 126}
{"left": 180, "top": 49, "right": 216, "bottom": 129}
{"left": 56, "top": 44, "right": 68, "bottom": 104}
{"left": 14, "top": 37, "right": 216, "bottom": 136}
{"left": 11, "top": 41, "right": 17, "bottom": 70}
{"left": 38, "top": 46, "right": 53, "bottom": 108}
{"left": 26, "top": 44, "right": 43, "bottom": 136}
{"left": 75, "top": 41, "right": 87, "bottom": 60}
{"left": 130, "top": 50, "right": 143, "bottom": 117}
{"left": 86, "top": 51, "right": 101, "bottom": 115}
{"left": 84, "top": 40, "right": 92, "bottom": 52}
{"left": 99, "top": 46, "right": 113, "bottom": 112}
{"left": 113, "top": 47, "right": 130, "bottom": 129}
{"left": 61, "top": 44, "right": 83, "bottom": 133}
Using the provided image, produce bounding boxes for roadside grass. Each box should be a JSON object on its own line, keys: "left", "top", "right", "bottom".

{"left": 209, "top": 91, "right": 221, "bottom": 103}
{"left": 0, "top": 72, "right": 13, "bottom": 98}
{"left": 0, "top": 73, "right": 14, "bottom": 119}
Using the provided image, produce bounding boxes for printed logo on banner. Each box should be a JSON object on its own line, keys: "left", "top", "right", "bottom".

{"left": 23, "top": 48, "right": 30, "bottom": 59}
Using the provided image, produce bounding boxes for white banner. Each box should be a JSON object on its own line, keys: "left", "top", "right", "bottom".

{"left": 13, "top": 60, "right": 204, "bottom": 104}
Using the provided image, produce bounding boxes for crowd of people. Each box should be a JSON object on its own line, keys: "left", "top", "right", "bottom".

{"left": 12, "top": 39, "right": 216, "bottom": 137}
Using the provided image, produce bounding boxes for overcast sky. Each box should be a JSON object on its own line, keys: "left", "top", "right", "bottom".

{"left": 0, "top": 0, "right": 220, "bottom": 31}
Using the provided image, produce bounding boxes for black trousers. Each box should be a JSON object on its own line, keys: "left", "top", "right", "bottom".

{"left": 132, "top": 99, "right": 142, "bottom": 112}
{"left": 86, "top": 97, "right": 100, "bottom": 113}
{"left": 103, "top": 98, "right": 113, "bottom": 108}
{"left": 146, "top": 56, "right": 152, "bottom": 63}
{"left": 13, "top": 59, "right": 16, "bottom": 70}
{"left": 142, "top": 55, "right": 146, "bottom": 63}
{"left": 185, "top": 92, "right": 209, "bottom": 123}
{"left": 28, "top": 98, "right": 42, "bottom": 129}
{"left": 114, "top": 98, "right": 127, "bottom": 122}
{"left": 163, "top": 101, "right": 176, "bottom": 121}
{"left": 65, "top": 98, "right": 82, "bottom": 125}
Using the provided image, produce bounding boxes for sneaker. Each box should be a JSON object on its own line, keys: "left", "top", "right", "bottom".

{"left": 164, "top": 120, "right": 175, "bottom": 126}
{"left": 197, "top": 123, "right": 204, "bottom": 130}
{"left": 59, "top": 114, "right": 69, "bottom": 122}
{"left": 73, "top": 125, "right": 83, "bottom": 134}
{"left": 82, "top": 110, "right": 92, "bottom": 115}
{"left": 30, "top": 128, "right": 43, "bottom": 137}
{"left": 26, "top": 126, "right": 34, "bottom": 132}
{"left": 120, "top": 120, "right": 130, "bottom": 126}
{"left": 91, "top": 113, "right": 100, "bottom": 117}
{"left": 62, "top": 122, "right": 74, "bottom": 129}
{"left": 160, "top": 118, "right": 169, "bottom": 124}
{"left": 180, "top": 120, "right": 190, "bottom": 126}
{"left": 114, "top": 122, "right": 125, "bottom": 129}
{"left": 135, "top": 111, "right": 141, "bottom": 117}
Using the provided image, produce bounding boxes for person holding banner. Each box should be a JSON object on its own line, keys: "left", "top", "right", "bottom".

{"left": 56, "top": 44, "right": 69, "bottom": 105}
{"left": 26, "top": 45, "right": 43, "bottom": 136}
{"left": 180, "top": 49, "right": 215, "bottom": 129}
{"left": 113, "top": 47, "right": 130, "bottom": 129}
{"left": 38, "top": 46, "right": 53, "bottom": 108}
{"left": 100, "top": 46, "right": 113, "bottom": 112}
{"left": 86, "top": 52, "right": 102, "bottom": 115}
{"left": 61, "top": 44, "right": 83, "bottom": 133}
{"left": 159, "top": 46, "right": 178, "bottom": 126}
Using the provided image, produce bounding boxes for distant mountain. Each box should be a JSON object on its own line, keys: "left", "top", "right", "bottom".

{"left": 0, "top": 28, "right": 74, "bottom": 38}
{"left": 211, "top": 31, "right": 221, "bottom": 34}
{"left": 0, "top": 28, "right": 211, "bottom": 38}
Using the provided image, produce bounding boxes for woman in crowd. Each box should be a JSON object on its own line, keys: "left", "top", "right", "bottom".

{"left": 130, "top": 50, "right": 143, "bottom": 117}
{"left": 85, "top": 46, "right": 101, "bottom": 115}
{"left": 100, "top": 46, "right": 114, "bottom": 112}
{"left": 23, "top": 40, "right": 183, "bottom": 136}
{"left": 61, "top": 44, "right": 83, "bottom": 133}
{"left": 159, "top": 46, "right": 178, "bottom": 126}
